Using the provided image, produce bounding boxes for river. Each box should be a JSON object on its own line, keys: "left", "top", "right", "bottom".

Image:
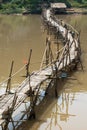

{"left": 0, "top": 14, "right": 45, "bottom": 87}
{"left": 0, "top": 14, "right": 87, "bottom": 130}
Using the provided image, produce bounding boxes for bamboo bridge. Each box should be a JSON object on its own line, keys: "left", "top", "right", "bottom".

{"left": 0, "top": 8, "right": 82, "bottom": 130}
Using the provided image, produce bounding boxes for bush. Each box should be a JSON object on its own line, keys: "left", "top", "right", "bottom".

{"left": 0, "top": 3, "right": 23, "bottom": 14}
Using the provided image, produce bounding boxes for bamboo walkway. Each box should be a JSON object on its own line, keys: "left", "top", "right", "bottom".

{"left": 0, "top": 8, "right": 82, "bottom": 130}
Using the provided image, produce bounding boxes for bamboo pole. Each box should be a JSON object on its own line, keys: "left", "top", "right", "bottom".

{"left": 3, "top": 93, "right": 17, "bottom": 130}
{"left": 26, "top": 49, "right": 32, "bottom": 77}
{"left": 56, "top": 34, "right": 60, "bottom": 60}
{"left": 6, "top": 61, "right": 14, "bottom": 93}
{"left": 67, "top": 40, "right": 71, "bottom": 64}
{"left": 54, "top": 64, "right": 58, "bottom": 98}
{"left": 46, "top": 37, "right": 49, "bottom": 66}
{"left": 40, "top": 41, "right": 48, "bottom": 70}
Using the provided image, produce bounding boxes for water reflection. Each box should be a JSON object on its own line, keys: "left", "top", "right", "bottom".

{"left": 38, "top": 91, "right": 87, "bottom": 130}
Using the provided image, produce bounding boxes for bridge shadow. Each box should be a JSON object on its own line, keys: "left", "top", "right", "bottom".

{"left": 16, "top": 71, "right": 76, "bottom": 130}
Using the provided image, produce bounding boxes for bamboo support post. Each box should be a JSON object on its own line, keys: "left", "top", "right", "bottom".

{"left": 73, "top": 37, "right": 83, "bottom": 71}
{"left": 3, "top": 107, "right": 15, "bottom": 130}
{"left": 25, "top": 103, "right": 28, "bottom": 119}
{"left": 45, "top": 80, "right": 53, "bottom": 96}
{"left": 76, "top": 42, "right": 83, "bottom": 71}
{"left": 3, "top": 93, "right": 17, "bottom": 130}
{"left": 65, "top": 28, "right": 68, "bottom": 43}
{"left": 65, "top": 51, "right": 68, "bottom": 67}
{"left": 40, "top": 41, "right": 48, "bottom": 70}
{"left": 28, "top": 86, "right": 35, "bottom": 119}
{"left": 26, "top": 49, "right": 32, "bottom": 77}
{"left": 77, "top": 52, "right": 84, "bottom": 71}
{"left": 46, "top": 37, "right": 53, "bottom": 66}
{"left": 54, "top": 63, "right": 58, "bottom": 98}
{"left": 29, "top": 83, "right": 43, "bottom": 119}
{"left": 6, "top": 61, "right": 14, "bottom": 93}
{"left": 48, "top": 40, "right": 54, "bottom": 72}
{"left": 67, "top": 41, "right": 71, "bottom": 64}
{"left": 56, "top": 34, "right": 60, "bottom": 60}
{"left": 77, "top": 30, "right": 81, "bottom": 54}
{"left": 46, "top": 37, "right": 49, "bottom": 65}
{"left": 65, "top": 41, "right": 70, "bottom": 68}
{"left": 62, "top": 52, "right": 65, "bottom": 68}
{"left": 47, "top": 22, "right": 50, "bottom": 35}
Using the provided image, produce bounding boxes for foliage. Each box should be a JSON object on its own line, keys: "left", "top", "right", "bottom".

{"left": 0, "top": 0, "right": 87, "bottom": 14}
{"left": 67, "top": 0, "right": 87, "bottom": 7}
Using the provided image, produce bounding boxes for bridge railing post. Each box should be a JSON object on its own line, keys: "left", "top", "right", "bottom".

{"left": 2, "top": 92, "right": 17, "bottom": 130}
{"left": 6, "top": 60, "right": 14, "bottom": 94}
{"left": 26, "top": 49, "right": 32, "bottom": 77}
{"left": 46, "top": 37, "right": 49, "bottom": 66}
{"left": 54, "top": 63, "right": 58, "bottom": 98}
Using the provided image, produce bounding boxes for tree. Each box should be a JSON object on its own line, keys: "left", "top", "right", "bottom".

{"left": 77, "top": 0, "right": 83, "bottom": 3}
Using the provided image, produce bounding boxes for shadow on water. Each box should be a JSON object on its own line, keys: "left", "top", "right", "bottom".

{"left": 16, "top": 79, "right": 65, "bottom": 130}
{"left": 16, "top": 70, "right": 79, "bottom": 130}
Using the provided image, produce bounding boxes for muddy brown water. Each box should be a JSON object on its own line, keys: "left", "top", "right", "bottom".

{"left": 0, "top": 15, "right": 45, "bottom": 86}
{"left": 0, "top": 14, "right": 87, "bottom": 130}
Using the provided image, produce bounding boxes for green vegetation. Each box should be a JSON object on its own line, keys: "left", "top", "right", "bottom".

{"left": 0, "top": 0, "right": 42, "bottom": 14}
{"left": 0, "top": 0, "right": 87, "bottom": 14}
{"left": 67, "top": 0, "right": 87, "bottom": 7}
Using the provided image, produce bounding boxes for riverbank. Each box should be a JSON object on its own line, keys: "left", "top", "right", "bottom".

{"left": 15, "top": 8, "right": 87, "bottom": 15}
{"left": 66, "top": 7, "right": 87, "bottom": 14}
{"left": 0, "top": 7, "right": 87, "bottom": 15}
